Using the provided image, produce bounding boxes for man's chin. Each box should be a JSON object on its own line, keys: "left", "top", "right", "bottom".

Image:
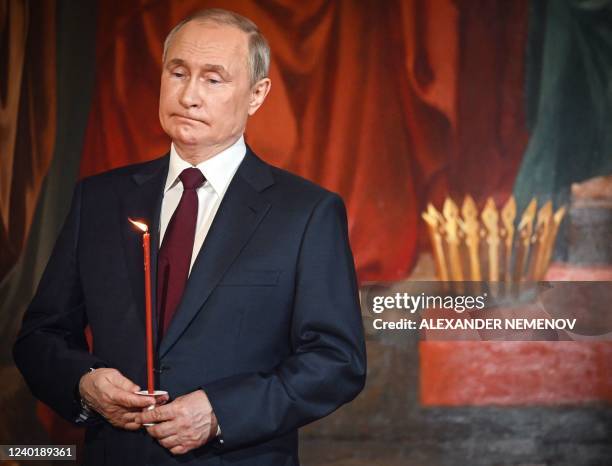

{"left": 173, "top": 138, "right": 204, "bottom": 149}
{"left": 171, "top": 128, "right": 209, "bottom": 146}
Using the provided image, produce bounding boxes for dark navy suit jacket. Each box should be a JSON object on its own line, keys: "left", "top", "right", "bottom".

{"left": 13, "top": 147, "right": 366, "bottom": 466}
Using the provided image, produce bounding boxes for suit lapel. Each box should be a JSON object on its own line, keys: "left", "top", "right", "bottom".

{"left": 120, "top": 156, "right": 169, "bottom": 344}
{"left": 159, "top": 149, "right": 274, "bottom": 357}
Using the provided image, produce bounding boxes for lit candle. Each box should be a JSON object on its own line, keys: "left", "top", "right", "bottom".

{"left": 129, "top": 218, "right": 155, "bottom": 394}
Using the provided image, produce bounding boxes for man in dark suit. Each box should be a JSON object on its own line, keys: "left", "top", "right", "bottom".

{"left": 13, "top": 8, "right": 366, "bottom": 466}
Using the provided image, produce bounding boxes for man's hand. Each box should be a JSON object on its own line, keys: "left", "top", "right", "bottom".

{"left": 79, "top": 368, "right": 166, "bottom": 430}
{"left": 136, "top": 390, "right": 218, "bottom": 455}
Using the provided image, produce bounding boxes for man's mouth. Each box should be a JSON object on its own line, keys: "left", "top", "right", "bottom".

{"left": 173, "top": 114, "right": 204, "bottom": 124}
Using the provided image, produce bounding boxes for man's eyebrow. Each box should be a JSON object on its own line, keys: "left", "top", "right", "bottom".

{"left": 165, "top": 59, "right": 230, "bottom": 78}
{"left": 201, "top": 64, "right": 230, "bottom": 79}
{"left": 166, "top": 58, "right": 187, "bottom": 68}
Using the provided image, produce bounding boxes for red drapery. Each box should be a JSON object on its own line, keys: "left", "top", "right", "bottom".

{"left": 43, "top": 0, "right": 532, "bottom": 447}
{"left": 80, "top": 0, "right": 529, "bottom": 283}
{"left": 38, "top": 1, "right": 612, "bottom": 447}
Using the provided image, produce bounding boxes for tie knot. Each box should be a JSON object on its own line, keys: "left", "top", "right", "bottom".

{"left": 179, "top": 167, "right": 206, "bottom": 190}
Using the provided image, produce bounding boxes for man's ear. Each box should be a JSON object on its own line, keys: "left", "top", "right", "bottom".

{"left": 248, "top": 78, "right": 271, "bottom": 116}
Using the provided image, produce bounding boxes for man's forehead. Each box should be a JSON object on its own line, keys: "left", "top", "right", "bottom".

{"left": 168, "top": 21, "right": 249, "bottom": 59}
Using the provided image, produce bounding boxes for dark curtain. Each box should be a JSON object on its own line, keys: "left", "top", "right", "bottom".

{"left": 0, "top": 0, "right": 56, "bottom": 284}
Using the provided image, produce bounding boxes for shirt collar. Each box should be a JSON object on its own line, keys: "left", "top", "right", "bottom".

{"left": 165, "top": 136, "right": 246, "bottom": 196}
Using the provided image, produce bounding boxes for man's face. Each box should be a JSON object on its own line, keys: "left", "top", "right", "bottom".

{"left": 159, "top": 21, "right": 256, "bottom": 154}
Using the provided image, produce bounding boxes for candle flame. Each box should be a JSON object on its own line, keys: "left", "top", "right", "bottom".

{"left": 128, "top": 218, "right": 149, "bottom": 233}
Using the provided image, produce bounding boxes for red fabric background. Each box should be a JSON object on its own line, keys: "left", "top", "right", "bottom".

{"left": 40, "top": 0, "right": 612, "bottom": 449}
{"left": 79, "top": 0, "right": 529, "bottom": 283}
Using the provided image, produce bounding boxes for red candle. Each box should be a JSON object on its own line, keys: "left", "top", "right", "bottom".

{"left": 129, "top": 218, "right": 155, "bottom": 394}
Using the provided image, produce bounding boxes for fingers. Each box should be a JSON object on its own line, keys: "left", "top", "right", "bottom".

{"left": 123, "top": 421, "right": 142, "bottom": 431}
{"left": 137, "top": 402, "right": 174, "bottom": 425}
{"left": 147, "top": 423, "right": 189, "bottom": 455}
{"left": 146, "top": 419, "right": 178, "bottom": 440}
{"left": 106, "top": 370, "right": 141, "bottom": 393}
{"left": 159, "top": 434, "right": 180, "bottom": 449}
{"left": 120, "top": 411, "right": 142, "bottom": 431}
{"left": 140, "top": 391, "right": 215, "bottom": 456}
{"left": 102, "top": 370, "right": 154, "bottom": 407}
{"left": 104, "top": 406, "right": 143, "bottom": 431}
{"left": 151, "top": 430, "right": 188, "bottom": 455}
{"left": 82, "top": 368, "right": 151, "bottom": 408}
{"left": 170, "top": 445, "right": 188, "bottom": 455}
{"left": 111, "top": 388, "right": 156, "bottom": 409}
{"left": 157, "top": 393, "right": 170, "bottom": 405}
{"left": 79, "top": 367, "right": 158, "bottom": 431}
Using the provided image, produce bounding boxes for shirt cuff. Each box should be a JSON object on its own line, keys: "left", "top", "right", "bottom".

{"left": 216, "top": 424, "right": 223, "bottom": 444}
{"left": 74, "top": 366, "right": 103, "bottom": 425}
{"left": 76, "top": 399, "right": 94, "bottom": 424}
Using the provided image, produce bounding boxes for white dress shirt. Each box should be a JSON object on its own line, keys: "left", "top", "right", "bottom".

{"left": 159, "top": 136, "right": 246, "bottom": 274}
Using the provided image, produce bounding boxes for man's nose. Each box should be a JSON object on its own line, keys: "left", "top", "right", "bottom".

{"left": 178, "top": 77, "right": 202, "bottom": 108}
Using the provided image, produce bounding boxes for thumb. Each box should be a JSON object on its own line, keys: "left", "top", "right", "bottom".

{"left": 112, "top": 389, "right": 156, "bottom": 408}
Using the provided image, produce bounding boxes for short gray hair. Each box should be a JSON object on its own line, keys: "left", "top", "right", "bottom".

{"left": 162, "top": 8, "right": 270, "bottom": 85}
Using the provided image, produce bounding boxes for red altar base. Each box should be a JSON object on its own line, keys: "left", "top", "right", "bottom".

{"left": 420, "top": 262, "right": 612, "bottom": 406}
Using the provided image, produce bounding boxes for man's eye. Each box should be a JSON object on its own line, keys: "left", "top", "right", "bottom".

{"left": 207, "top": 78, "right": 221, "bottom": 84}
{"left": 172, "top": 72, "right": 185, "bottom": 78}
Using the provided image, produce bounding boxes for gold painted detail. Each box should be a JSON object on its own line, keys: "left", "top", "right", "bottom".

{"left": 422, "top": 196, "right": 565, "bottom": 286}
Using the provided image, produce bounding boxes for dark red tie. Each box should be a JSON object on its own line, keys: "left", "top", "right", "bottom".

{"left": 157, "top": 167, "right": 206, "bottom": 337}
